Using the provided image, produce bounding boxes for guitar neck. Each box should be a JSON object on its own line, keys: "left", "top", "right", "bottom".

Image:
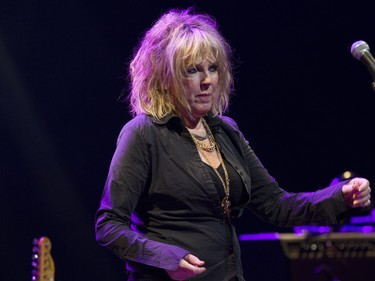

{"left": 32, "top": 236, "right": 55, "bottom": 281}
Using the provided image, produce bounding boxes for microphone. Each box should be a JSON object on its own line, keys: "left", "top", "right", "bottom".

{"left": 350, "top": 40, "right": 375, "bottom": 91}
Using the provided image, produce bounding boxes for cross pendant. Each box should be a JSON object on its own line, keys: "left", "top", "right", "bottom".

{"left": 221, "top": 197, "right": 231, "bottom": 222}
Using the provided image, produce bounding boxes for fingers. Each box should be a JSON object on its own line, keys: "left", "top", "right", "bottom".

{"left": 166, "top": 254, "right": 206, "bottom": 280}
{"left": 184, "top": 254, "right": 205, "bottom": 267}
{"left": 353, "top": 191, "right": 371, "bottom": 206}
{"left": 181, "top": 254, "right": 206, "bottom": 275}
{"left": 349, "top": 178, "right": 370, "bottom": 191}
{"left": 180, "top": 259, "right": 206, "bottom": 276}
{"left": 359, "top": 185, "right": 371, "bottom": 196}
{"left": 346, "top": 178, "right": 372, "bottom": 208}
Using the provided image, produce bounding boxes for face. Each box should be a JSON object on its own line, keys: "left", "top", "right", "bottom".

{"left": 183, "top": 59, "right": 219, "bottom": 119}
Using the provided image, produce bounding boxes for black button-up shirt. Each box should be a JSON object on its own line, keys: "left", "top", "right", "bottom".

{"left": 95, "top": 113, "right": 350, "bottom": 281}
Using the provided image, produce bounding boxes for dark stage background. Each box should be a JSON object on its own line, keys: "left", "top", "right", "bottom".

{"left": 1, "top": 1, "right": 374, "bottom": 280}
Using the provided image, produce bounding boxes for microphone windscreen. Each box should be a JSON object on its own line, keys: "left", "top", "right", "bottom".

{"left": 351, "top": 40, "right": 370, "bottom": 60}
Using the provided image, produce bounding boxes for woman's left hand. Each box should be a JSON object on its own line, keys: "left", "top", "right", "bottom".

{"left": 342, "top": 177, "right": 371, "bottom": 208}
{"left": 166, "top": 254, "right": 206, "bottom": 280}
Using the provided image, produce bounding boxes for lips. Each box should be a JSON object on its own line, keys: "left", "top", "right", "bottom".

{"left": 196, "top": 93, "right": 211, "bottom": 102}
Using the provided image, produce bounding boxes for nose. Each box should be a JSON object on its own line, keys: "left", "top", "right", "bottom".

{"left": 200, "top": 70, "right": 212, "bottom": 86}
{"left": 200, "top": 75, "right": 210, "bottom": 91}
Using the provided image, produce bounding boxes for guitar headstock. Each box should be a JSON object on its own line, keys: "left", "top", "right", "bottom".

{"left": 31, "top": 236, "right": 55, "bottom": 281}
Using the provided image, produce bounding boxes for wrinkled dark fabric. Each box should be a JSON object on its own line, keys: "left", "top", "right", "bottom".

{"left": 95, "top": 113, "right": 350, "bottom": 281}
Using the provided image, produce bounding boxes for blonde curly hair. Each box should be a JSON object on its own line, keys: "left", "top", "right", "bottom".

{"left": 128, "top": 8, "right": 234, "bottom": 120}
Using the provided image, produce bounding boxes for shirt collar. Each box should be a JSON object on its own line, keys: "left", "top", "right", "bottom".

{"left": 151, "top": 112, "right": 223, "bottom": 128}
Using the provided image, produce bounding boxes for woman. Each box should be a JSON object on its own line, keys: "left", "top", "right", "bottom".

{"left": 95, "top": 8, "right": 371, "bottom": 281}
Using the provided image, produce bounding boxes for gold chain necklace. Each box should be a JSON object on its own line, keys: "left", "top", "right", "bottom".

{"left": 190, "top": 119, "right": 231, "bottom": 221}
{"left": 190, "top": 125, "right": 216, "bottom": 152}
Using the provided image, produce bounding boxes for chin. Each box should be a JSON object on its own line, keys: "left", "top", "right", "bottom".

{"left": 194, "top": 105, "right": 212, "bottom": 115}
{"left": 192, "top": 110, "right": 211, "bottom": 118}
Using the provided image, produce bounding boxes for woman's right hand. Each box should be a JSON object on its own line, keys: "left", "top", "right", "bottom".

{"left": 166, "top": 254, "right": 206, "bottom": 280}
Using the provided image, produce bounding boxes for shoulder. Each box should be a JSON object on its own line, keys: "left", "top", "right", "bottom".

{"left": 117, "top": 114, "right": 156, "bottom": 144}
{"left": 216, "top": 115, "right": 240, "bottom": 132}
{"left": 214, "top": 115, "right": 250, "bottom": 145}
{"left": 119, "top": 114, "right": 157, "bottom": 135}
{"left": 122, "top": 114, "right": 153, "bottom": 130}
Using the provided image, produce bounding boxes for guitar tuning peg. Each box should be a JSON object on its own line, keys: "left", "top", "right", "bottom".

{"left": 32, "top": 247, "right": 39, "bottom": 255}
{"left": 31, "top": 268, "right": 37, "bottom": 280}
{"left": 31, "top": 253, "right": 38, "bottom": 261}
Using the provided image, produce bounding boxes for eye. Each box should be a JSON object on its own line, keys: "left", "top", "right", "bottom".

{"left": 186, "top": 66, "right": 198, "bottom": 75}
{"left": 209, "top": 65, "right": 218, "bottom": 72}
